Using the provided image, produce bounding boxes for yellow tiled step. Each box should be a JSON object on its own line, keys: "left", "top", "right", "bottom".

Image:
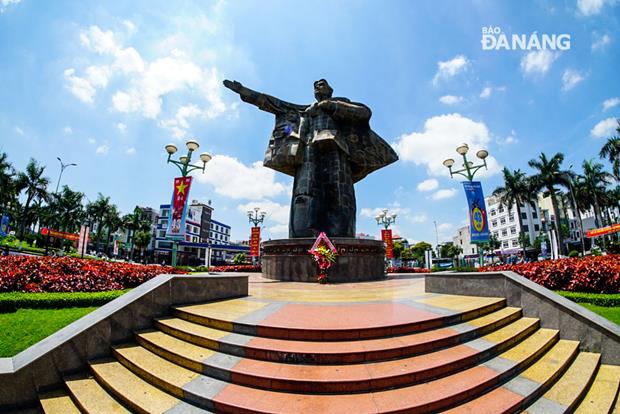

{"left": 89, "top": 358, "right": 210, "bottom": 414}
{"left": 522, "top": 352, "right": 601, "bottom": 413}
{"left": 39, "top": 390, "right": 80, "bottom": 414}
{"left": 65, "top": 375, "right": 130, "bottom": 414}
{"left": 574, "top": 364, "right": 620, "bottom": 414}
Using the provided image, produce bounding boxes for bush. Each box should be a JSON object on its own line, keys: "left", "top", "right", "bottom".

{"left": 568, "top": 250, "right": 580, "bottom": 258}
{"left": 0, "top": 290, "right": 129, "bottom": 312}
{"left": 233, "top": 253, "right": 247, "bottom": 265}
{"left": 478, "top": 255, "right": 620, "bottom": 293}
{"left": 387, "top": 266, "right": 430, "bottom": 273}
{"left": 0, "top": 256, "right": 186, "bottom": 293}
{"left": 557, "top": 291, "right": 620, "bottom": 307}
{"left": 209, "top": 265, "right": 262, "bottom": 273}
{"left": 454, "top": 266, "right": 478, "bottom": 272}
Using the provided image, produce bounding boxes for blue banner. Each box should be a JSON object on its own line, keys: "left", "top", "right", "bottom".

{"left": 0, "top": 214, "right": 9, "bottom": 237}
{"left": 462, "top": 181, "right": 490, "bottom": 243}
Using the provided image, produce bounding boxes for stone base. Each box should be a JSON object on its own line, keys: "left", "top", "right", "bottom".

{"left": 262, "top": 238, "right": 386, "bottom": 283}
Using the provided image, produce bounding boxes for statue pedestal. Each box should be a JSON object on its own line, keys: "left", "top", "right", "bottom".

{"left": 262, "top": 238, "right": 386, "bottom": 283}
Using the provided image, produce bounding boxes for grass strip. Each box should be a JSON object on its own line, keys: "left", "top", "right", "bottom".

{"left": 0, "top": 290, "right": 129, "bottom": 312}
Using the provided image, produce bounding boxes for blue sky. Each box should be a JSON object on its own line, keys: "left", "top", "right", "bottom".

{"left": 1, "top": 0, "right": 619, "bottom": 244}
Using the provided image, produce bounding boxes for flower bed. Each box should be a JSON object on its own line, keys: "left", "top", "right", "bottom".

{"left": 0, "top": 256, "right": 185, "bottom": 293}
{"left": 208, "top": 265, "right": 262, "bottom": 273}
{"left": 387, "top": 266, "right": 430, "bottom": 274}
{"left": 478, "top": 255, "right": 620, "bottom": 293}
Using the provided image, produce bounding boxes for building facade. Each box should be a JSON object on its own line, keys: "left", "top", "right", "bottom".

{"left": 452, "top": 226, "right": 479, "bottom": 257}
{"left": 485, "top": 194, "right": 542, "bottom": 254}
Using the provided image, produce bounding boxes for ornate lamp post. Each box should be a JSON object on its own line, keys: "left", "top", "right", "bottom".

{"left": 248, "top": 207, "right": 266, "bottom": 265}
{"left": 55, "top": 157, "right": 77, "bottom": 193}
{"left": 164, "top": 139, "right": 212, "bottom": 267}
{"left": 443, "top": 143, "right": 490, "bottom": 266}
{"left": 375, "top": 208, "right": 397, "bottom": 229}
{"left": 442, "top": 143, "right": 488, "bottom": 181}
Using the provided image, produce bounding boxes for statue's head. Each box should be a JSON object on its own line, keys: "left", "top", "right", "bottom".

{"left": 314, "top": 79, "right": 333, "bottom": 101}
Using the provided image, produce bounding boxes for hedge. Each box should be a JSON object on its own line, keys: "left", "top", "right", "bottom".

{"left": 0, "top": 290, "right": 129, "bottom": 312}
{"left": 557, "top": 291, "right": 620, "bottom": 308}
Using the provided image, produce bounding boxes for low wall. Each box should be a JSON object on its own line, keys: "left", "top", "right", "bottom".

{"left": 426, "top": 271, "right": 620, "bottom": 364}
{"left": 0, "top": 274, "right": 248, "bottom": 409}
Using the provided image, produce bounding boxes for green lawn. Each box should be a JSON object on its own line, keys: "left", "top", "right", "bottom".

{"left": 580, "top": 303, "right": 620, "bottom": 326}
{"left": 0, "top": 307, "right": 97, "bottom": 357}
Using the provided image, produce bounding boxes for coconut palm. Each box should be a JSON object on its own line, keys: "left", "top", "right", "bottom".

{"left": 599, "top": 119, "right": 620, "bottom": 181}
{"left": 52, "top": 185, "right": 85, "bottom": 233}
{"left": 493, "top": 168, "right": 537, "bottom": 254}
{"left": 528, "top": 152, "right": 570, "bottom": 254}
{"left": 579, "top": 160, "right": 613, "bottom": 228}
{"left": 0, "top": 152, "right": 17, "bottom": 214}
{"left": 15, "top": 159, "right": 50, "bottom": 238}
{"left": 102, "top": 205, "right": 122, "bottom": 254}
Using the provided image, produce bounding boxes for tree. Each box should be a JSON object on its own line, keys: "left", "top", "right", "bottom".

{"left": 233, "top": 253, "right": 247, "bottom": 265}
{"left": 47, "top": 185, "right": 85, "bottom": 232}
{"left": 599, "top": 119, "right": 620, "bottom": 181}
{"left": 528, "top": 152, "right": 570, "bottom": 254}
{"left": 133, "top": 230, "right": 152, "bottom": 261}
{"left": 393, "top": 241, "right": 404, "bottom": 259}
{"left": 0, "top": 152, "right": 17, "bottom": 215}
{"left": 579, "top": 159, "right": 613, "bottom": 228}
{"left": 493, "top": 168, "right": 536, "bottom": 255}
{"left": 409, "top": 241, "right": 433, "bottom": 264}
{"left": 15, "top": 158, "right": 50, "bottom": 238}
{"left": 440, "top": 242, "right": 462, "bottom": 259}
{"left": 102, "top": 205, "right": 122, "bottom": 255}
{"left": 86, "top": 193, "right": 113, "bottom": 243}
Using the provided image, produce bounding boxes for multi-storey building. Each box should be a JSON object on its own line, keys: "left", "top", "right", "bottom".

{"left": 485, "top": 194, "right": 542, "bottom": 254}
{"left": 452, "top": 226, "right": 479, "bottom": 257}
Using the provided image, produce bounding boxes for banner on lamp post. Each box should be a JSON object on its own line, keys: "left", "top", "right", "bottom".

{"left": 382, "top": 229, "right": 394, "bottom": 259}
{"left": 250, "top": 226, "right": 261, "bottom": 257}
{"left": 77, "top": 225, "right": 89, "bottom": 256}
{"left": 166, "top": 176, "right": 193, "bottom": 239}
{"left": 462, "top": 181, "right": 490, "bottom": 243}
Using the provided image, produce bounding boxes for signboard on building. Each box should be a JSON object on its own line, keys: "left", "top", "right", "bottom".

{"left": 586, "top": 223, "right": 620, "bottom": 238}
{"left": 462, "top": 181, "right": 490, "bottom": 243}
{"left": 250, "top": 226, "right": 261, "bottom": 257}
{"left": 382, "top": 229, "right": 394, "bottom": 259}
{"left": 166, "top": 176, "right": 193, "bottom": 239}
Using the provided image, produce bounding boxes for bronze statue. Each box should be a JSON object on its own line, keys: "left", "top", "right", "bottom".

{"left": 224, "top": 79, "right": 398, "bottom": 238}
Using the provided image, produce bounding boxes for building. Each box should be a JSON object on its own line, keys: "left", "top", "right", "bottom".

{"left": 137, "top": 206, "right": 159, "bottom": 252}
{"left": 452, "top": 226, "right": 479, "bottom": 257}
{"left": 485, "top": 194, "right": 542, "bottom": 254}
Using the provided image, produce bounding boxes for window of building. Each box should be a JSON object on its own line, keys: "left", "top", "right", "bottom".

{"left": 512, "top": 240, "right": 519, "bottom": 247}
{"left": 532, "top": 211, "right": 538, "bottom": 219}
{"left": 521, "top": 212, "right": 527, "bottom": 219}
{"left": 510, "top": 227, "right": 516, "bottom": 235}
{"left": 493, "top": 232, "right": 499, "bottom": 238}
{"left": 501, "top": 229, "right": 507, "bottom": 236}
{"left": 490, "top": 209, "right": 496, "bottom": 216}
{"left": 534, "top": 224, "right": 540, "bottom": 231}
{"left": 500, "top": 218, "right": 506, "bottom": 225}
{"left": 492, "top": 220, "right": 497, "bottom": 227}
{"left": 502, "top": 241, "right": 509, "bottom": 247}
{"left": 509, "top": 214, "right": 514, "bottom": 222}
{"left": 498, "top": 206, "right": 505, "bottom": 213}
{"left": 522, "top": 225, "right": 529, "bottom": 232}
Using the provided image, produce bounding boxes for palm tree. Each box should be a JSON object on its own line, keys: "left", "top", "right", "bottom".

{"left": 133, "top": 230, "right": 152, "bottom": 263}
{"left": 102, "top": 205, "right": 122, "bottom": 255}
{"left": 52, "top": 185, "right": 85, "bottom": 233}
{"left": 0, "top": 152, "right": 16, "bottom": 215}
{"left": 493, "top": 168, "right": 537, "bottom": 255}
{"left": 528, "top": 152, "right": 570, "bottom": 254}
{"left": 599, "top": 119, "right": 620, "bottom": 181}
{"left": 86, "top": 194, "right": 112, "bottom": 243}
{"left": 15, "top": 159, "right": 50, "bottom": 238}
{"left": 579, "top": 160, "right": 613, "bottom": 228}
{"left": 122, "top": 207, "right": 152, "bottom": 260}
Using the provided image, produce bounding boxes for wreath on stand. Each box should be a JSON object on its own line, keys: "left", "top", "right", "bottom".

{"left": 308, "top": 232, "right": 338, "bottom": 284}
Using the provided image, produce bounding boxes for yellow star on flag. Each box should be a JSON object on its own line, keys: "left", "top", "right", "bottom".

{"left": 176, "top": 180, "right": 188, "bottom": 195}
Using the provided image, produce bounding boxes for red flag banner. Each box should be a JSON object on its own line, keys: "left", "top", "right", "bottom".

{"left": 250, "top": 226, "right": 261, "bottom": 257}
{"left": 41, "top": 228, "right": 80, "bottom": 242}
{"left": 382, "top": 229, "right": 394, "bottom": 259}
{"left": 586, "top": 223, "right": 620, "bottom": 238}
{"left": 167, "top": 176, "right": 193, "bottom": 238}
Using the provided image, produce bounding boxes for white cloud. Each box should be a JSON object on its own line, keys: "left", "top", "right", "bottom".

{"left": 603, "top": 97, "right": 619, "bottom": 111}
{"left": 417, "top": 179, "right": 439, "bottom": 192}
{"left": 409, "top": 214, "right": 428, "bottom": 223}
{"left": 95, "top": 144, "right": 109, "bottom": 155}
{"left": 123, "top": 20, "right": 137, "bottom": 35}
{"left": 393, "top": 113, "right": 501, "bottom": 178}
{"left": 63, "top": 126, "right": 73, "bottom": 135}
{"left": 480, "top": 87, "right": 492, "bottom": 99}
{"left": 437, "top": 222, "right": 453, "bottom": 232}
{"left": 195, "top": 155, "right": 287, "bottom": 200}
{"left": 561, "top": 69, "right": 586, "bottom": 91}
{"left": 0, "top": 0, "right": 21, "bottom": 12}
{"left": 14, "top": 126, "right": 24, "bottom": 135}
{"left": 439, "top": 95, "right": 463, "bottom": 105}
{"left": 116, "top": 122, "right": 127, "bottom": 133}
{"left": 64, "top": 68, "right": 96, "bottom": 103}
{"left": 591, "top": 117, "right": 618, "bottom": 138}
{"left": 431, "top": 188, "right": 457, "bottom": 200}
{"left": 125, "top": 147, "right": 136, "bottom": 155}
{"left": 433, "top": 55, "right": 469, "bottom": 85}
{"left": 520, "top": 50, "right": 559, "bottom": 76}
{"left": 499, "top": 130, "right": 519, "bottom": 145}
{"left": 592, "top": 33, "right": 611, "bottom": 51}
{"left": 85, "top": 65, "right": 111, "bottom": 88}
{"left": 237, "top": 200, "right": 290, "bottom": 239}
{"left": 88, "top": 138, "right": 96, "bottom": 144}
{"left": 577, "top": 0, "right": 608, "bottom": 16}
{"left": 360, "top": 205, "right": 427, "bottom": 225}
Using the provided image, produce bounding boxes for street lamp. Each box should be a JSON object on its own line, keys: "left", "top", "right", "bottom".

{"left": 375, "top": 208, "right": 397, "bottom": 229}
{"left": 55, "top": 157, "right": 77, "bottom": 193}
{"left": 163, "top": 139, "right": 212, "bottom": 267}
{"left": 443, "top": 143, "right": 489, "bottom": 181}
{"left": 248, "top": 207, "right": 267, "bottom": 227}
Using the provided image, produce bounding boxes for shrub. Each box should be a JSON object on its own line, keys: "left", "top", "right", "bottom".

{"left": 209, "top": 265, "right": 262, "bottom": 273}
{"left": 387, "top": 266, "right": 430, "bottom": 273}
{"left": 0, "top": 256, "right": 186, "bottom": 293}
{"left": 568, "top": 250, "right": 580, "bottom": 258}
{"left": 478, "top": 255, "right": 620, "bottom": 293}
{"left": 0, "top": 290, "right": 129, "bottom": 312}
{"left": 557, "top": 291, "right": 620, "bottom": 307}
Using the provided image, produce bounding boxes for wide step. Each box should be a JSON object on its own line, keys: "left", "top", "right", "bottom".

{"left": 65, "top": 375, "right": 130, "bottom": 413}
{"left": 39, "top": 390, "right": 80, "bottom": 414}
{"left": 574, "top": 364, "right": 620, "bottom": 414}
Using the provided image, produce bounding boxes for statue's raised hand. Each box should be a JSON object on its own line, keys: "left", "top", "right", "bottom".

{"left": 223, "top": 79, "right": 243, "bottom": 93}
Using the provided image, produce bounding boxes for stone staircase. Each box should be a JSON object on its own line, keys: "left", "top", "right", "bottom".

{"left": 37, "top": 294, "right": 620, "bottom": 413}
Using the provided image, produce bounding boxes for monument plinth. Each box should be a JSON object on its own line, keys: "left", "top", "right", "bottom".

{"left": 262, "top": 238, "right": 386, "bottom": 283}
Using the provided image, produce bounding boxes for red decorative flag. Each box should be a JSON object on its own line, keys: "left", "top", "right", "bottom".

{"left": 250, "top": 226, "right": 261, "bottom": 257}
{"left": 382, "top": 229, "right": 394, "bottom": 259}
{"left": 586, "top": 223, "right": 620, "bottom": 238}
{"left": 167, "top": 176, "right": 193, "bottom": 238}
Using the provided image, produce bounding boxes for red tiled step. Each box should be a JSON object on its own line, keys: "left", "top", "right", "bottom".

{"left": 137, "top": 317, "right": 539, "bottom": 393}
{"left": 157, "top": 306, "right": 521, "bottom": 364}
{"left": 110, "top": 329, "right": 563, "bottom": 413}
{"left": 173, "top": 297, "right": 506, "bottom": 341}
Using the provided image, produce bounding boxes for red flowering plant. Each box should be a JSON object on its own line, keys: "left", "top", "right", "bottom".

{"left": 308, "top": 232, "right": 338, "bottom": 284}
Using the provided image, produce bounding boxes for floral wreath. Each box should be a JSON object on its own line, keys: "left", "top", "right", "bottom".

{"left": 308, "top": 232, "right": 337, "bottom": 284}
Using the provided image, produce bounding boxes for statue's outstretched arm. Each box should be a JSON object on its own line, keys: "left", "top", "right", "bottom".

{"left": 223, "top": 80, "right": 307, "bottom": 115}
